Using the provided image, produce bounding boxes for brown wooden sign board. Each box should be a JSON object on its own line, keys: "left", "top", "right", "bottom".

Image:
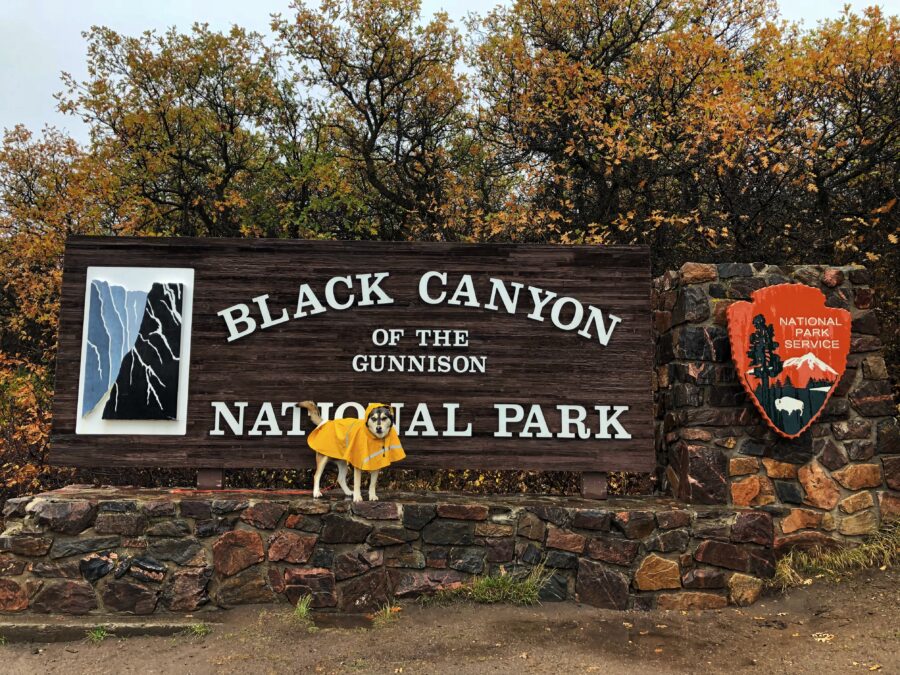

{"left": 51, "top": 237, "right": 653, "bottom": 473}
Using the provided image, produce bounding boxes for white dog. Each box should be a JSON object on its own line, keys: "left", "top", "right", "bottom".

{"left": 297, "top": 401, "right": 404, "bottom": 502}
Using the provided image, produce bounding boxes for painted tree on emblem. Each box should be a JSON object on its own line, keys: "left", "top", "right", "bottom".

{"left": 747, "top": 314, "right": 783, "bottom": 415}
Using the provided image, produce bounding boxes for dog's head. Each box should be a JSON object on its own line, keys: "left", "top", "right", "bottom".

{"left": 366, "top": 405, "right": 394, "bottom": 440}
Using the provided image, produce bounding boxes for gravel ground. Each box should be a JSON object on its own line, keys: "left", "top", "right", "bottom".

{"left": 5, "top": 566, "right": 898, "bottom": 674}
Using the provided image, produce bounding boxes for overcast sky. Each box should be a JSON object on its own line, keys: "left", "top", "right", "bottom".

{"left": 0, "top": 0, "right": 890, "bottom": 143}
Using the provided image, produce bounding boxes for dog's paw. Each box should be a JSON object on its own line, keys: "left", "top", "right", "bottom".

{"left": 369, "top": 495, "right": 379, "bottom": 501}
{"left": 352, "top": 494, "right": 363, "bottom": 503}
{"left": 312, "top": 489, "right": 322, "bottom": 499}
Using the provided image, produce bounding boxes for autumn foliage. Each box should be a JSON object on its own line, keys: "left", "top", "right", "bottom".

{"left": 1, "top": 0, "right": 897, "bottom": 499}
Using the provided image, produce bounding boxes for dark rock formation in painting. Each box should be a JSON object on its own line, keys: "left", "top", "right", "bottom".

{"left": 102, "top": 282, "right": 183, "bottom": 420}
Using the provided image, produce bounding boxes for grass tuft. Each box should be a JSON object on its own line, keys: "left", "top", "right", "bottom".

{"left": 86, "top": 626, "right": 110, "bottom": 644}
{"left": 771, "top": 522, "right": 899, "bottom": 592}
{"left": 293, "top": 594, "right": 313, "bottom": 621}
{"left": 184, "top": 623, "right": 211, "bottom": 638}
{"left": 371, "top": 603, "right": 401, "bottom": 628}
{"left": 292, "top": 594, "right": 318, "bottom": 632}
{"left": 425, "top": 563, "right": 554, "bottom": 606}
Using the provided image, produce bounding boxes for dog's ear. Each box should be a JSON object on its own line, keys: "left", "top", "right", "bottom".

{"left": 369, "top": 406, "right": 394, "bottom": 424}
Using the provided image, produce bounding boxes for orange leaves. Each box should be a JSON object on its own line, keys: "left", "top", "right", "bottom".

{"left": 0, "top": 126, "right": 134, "bottom": 500}
{"left": 59, "top": 23, "right": 317, "bottom": 239}
{"left": 0, "top": 2, "right": 893, "bottom": 264}
{"left": 0, "top": 359, "right": 68, "bottom": 499}
{"left": 871, "top": 198, "right": 897, "bottom": 215}
{"left": 0, "top": 127, "right": 127, "bottom": 366}
{"left": 464, "top": 0, "right": 898, "bottom": 276}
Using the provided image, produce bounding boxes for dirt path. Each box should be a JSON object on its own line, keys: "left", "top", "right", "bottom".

{"left": 5, "top": 567, "right": 898, "bottom": 674}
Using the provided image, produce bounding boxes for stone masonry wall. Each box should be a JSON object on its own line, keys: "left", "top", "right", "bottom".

{"left": 653, "top": 263, "right": 899, "bottom": 552}
{"left": 0, "top": 488, "right": 775, "bottom": 614}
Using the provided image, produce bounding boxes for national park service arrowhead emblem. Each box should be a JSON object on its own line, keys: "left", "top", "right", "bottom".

{"left": 727, "top": 284, "right": 851, "bottom": 438}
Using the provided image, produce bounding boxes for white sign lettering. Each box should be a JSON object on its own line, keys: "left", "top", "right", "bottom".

{"left": 209, "top": 401, "right": 631, "bottom": 439}
{"left": 217, "top": 271, "right": 621, "bottom": 346}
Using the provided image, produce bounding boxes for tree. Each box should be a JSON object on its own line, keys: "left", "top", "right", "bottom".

{"left": 276, "top": 0, "right": 489, "bottom": 240}
{"left": 0, "top": 126, "right": 133, "bottom": 363}
{"left": 794, "top": 8, "right": 899, "bottom": 262}
{"left": 747, "top": 314, "right": 783, "bottom": 414}
{"left": 468, "top": 0, "right": 897, "bottom": 272}
{"left": 0, "top": 126, "right": 129, "bottom": 499}
{"left": 470, "top": 0, "right": 767, "bottom": 241}
{"left": 59, "top": 24, "right": 348, "bottom": 238}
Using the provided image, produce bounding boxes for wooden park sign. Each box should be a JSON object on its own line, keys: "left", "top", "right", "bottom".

{"left": 51, "top": 237, "right": 653, "bottom": 480}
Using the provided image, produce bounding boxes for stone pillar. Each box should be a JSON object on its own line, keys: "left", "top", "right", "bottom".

{"left": 654, "top": 263, "right": 898, "bottom": 549}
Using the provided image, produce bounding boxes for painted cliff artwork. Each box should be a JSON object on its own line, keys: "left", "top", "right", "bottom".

{"left": 727, "top": 284, "right": 851, "bottom": 438}
{"left": 83, "top": 279, "right": 183, "bottom": 419}
{"left": 77, "top": 267, "right": 194, "bottom": 434}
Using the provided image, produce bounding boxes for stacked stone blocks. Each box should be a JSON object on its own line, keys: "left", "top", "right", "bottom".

{"left": 653, "top": 262, "right": 898, "bottom": 552}
{"left": 0, "top": 490, "right": 776, "bottom": 614}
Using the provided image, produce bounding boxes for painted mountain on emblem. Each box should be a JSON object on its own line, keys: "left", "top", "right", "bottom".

{"left": 102, "top": 282, "right": 183, "bottom": 420}
{"left": 778, "top": 352, "right": 838, "bottom": 388}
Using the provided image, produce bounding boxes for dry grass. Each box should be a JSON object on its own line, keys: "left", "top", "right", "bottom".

{"left": 772, "top": 523, "right": 899, "bottom": 592}
{"left": 371, "top": 603, "right": 401, "bottom": 628}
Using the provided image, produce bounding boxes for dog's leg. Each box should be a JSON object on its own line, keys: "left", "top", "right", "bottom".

{"left": 336, "top": 461, "right": 352, "bottom": 497}
{"left": 352, "top": 467, "right": 363, "bottom": 503}
{"left": 368, "top": 470, "right": 379, "bottom": 502}
{"left": 313, "top": 453, "right": 328, "bottom": 499}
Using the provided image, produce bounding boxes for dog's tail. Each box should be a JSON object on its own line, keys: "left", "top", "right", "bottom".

{"left": 297, "top": 400, "right": 322, "bottom": 426}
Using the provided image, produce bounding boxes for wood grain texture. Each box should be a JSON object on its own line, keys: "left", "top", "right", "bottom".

{"left": 51, "top": 237, "right": 653, "bottom": 472}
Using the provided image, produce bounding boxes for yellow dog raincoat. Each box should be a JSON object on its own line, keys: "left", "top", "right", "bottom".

{"left": 307, "top": 402, "right": 405, "bottom": 471}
